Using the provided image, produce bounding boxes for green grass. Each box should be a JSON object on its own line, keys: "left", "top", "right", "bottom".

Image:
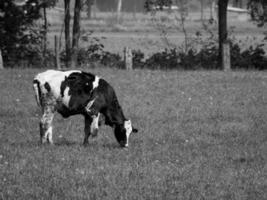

{"left": 0, "top": 68, "right": 267, "bottom": 199}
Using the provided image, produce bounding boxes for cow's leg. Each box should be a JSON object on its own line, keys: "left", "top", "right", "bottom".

{"left": 40, "top": 106, "right": 55, "bottom": 144}
{"left": 91, "top": 113, "right": 100, "bottom": 137}
{"left": 83, "top": 113, "right": 100, "bottom": 145}
{"left": 85, "top": 98, "right": 101, "bottom": 139}
{"left": 83, "top": 116, "right": 93, "bottom": 145}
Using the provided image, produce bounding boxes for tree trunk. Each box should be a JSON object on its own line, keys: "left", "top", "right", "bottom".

{"left": 86, "top": 0, "right": 92, "bottom": 19}
{"left": 43, "top": 6, "right": 47, "bottom": 67}
{"left": 124, "top": 47, "right": 133, "bottom": 70}
{"left": 0, "top": 49, "right": 3, "bottom": 69}
{"left": 222, "top": 43, "right": 231, "bottom": 71}
{"left": 54, "top": 35, "right": 61, "bottom": 70}
{"left": 117, "top": 0, "right": 122, "bottom": 21}
{"left": 210, "top": 0, "right": 216, "bottom": 21}
{"left": 218, "top": 0, "right": 229, "bottom": 69}
{"left": 64, "top": 0, "right": 71, "bottom": 68}
{"left": 71, "top": 0, "right": 82, "bottom": 68}
{"left": 200, "top": 0, "right": 204, "bottom": 22}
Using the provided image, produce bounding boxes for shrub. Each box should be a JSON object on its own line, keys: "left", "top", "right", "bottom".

{"left": 231, "top": 43, "right": 267, "bottom": 70}
{"left": 141, "top": 32, "right": 267, "bottom": 70}
{"left": 132, "top": 50, "right": 145, "bottom": 69}
{"left": 59, "top": 36, "right": 267, "bottom": 70}
{"left": 145, "top": 48, "right": 179, "bottom": 69}
{"left": 100, "top": 51, "right": 124, "bottom": 68}
{"left": 63, "top": 45, "right": 124, "bottom": 69}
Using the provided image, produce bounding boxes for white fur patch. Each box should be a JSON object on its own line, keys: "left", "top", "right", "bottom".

{"left": 42, "top": 126, "right": 53, "bottom": 144}
{"left": 92, "top": 76, "right": 100, "bottom": 89}
{"left": 90, "top": 113, "right": 100, "bottom": 136}
{"left": 33, "top": 82, "right": 41, "bottom": 106}
{"left": 46, "top": 126, "right": 53, "bottom": 144}
{"left": 62, "top": 87, "right": 71, "bottom": 107}
{"left": 124, "top": 120, "right": 133, "bottom": 147}
{"left": 35, "top": 70, "right": 81, "bottom": 99}
{"left": 85, "top": 99, "right": 95, "bottom": 113}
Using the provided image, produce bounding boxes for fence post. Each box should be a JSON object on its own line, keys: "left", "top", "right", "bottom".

{"left": 124, "top": 47, "right": 133, "bottom": 70}
{"left": 54, "top": 35, "right": 61, "bottom": 70}
{"left": 223, "top": 42, "right": 231, "bottom": 71}
{"left": 0, "top": 49, "right": 3, "bottom": 69}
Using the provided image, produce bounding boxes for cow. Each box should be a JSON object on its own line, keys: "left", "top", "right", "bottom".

{"left": 33, "top": 70, "right": 138, "bottom": 147}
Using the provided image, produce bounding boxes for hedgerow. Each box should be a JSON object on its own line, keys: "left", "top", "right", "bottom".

{"left": 3, "top": 32, "right": 267, "bottom": 70}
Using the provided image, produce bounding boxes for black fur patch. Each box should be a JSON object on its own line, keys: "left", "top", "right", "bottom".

{"left": 114, "top": 124, "right": 127, "bottom": 147}
{"left": 60, "top": 76, "right": 68, "bottom": 97}
{"left": 33, "top": 79, "right": 42, "bottom": 104}
{"left": 44, "top": 82, "right": 51, "bottom": 92}
{"left": 33, "top": 79, "right": 41, "bottom": 94}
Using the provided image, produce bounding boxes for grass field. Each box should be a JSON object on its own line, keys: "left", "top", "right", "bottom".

{"left": 0, "top": 68, "right": 267, "bottom": 199}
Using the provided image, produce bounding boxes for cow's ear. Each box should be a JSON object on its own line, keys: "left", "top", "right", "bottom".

{"left": 132, "top": 128, "right": 138, "bottom": 133}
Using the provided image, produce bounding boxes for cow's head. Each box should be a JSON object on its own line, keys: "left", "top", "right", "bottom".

{"left": 114, "top": 120, "right": 138, "bottom": 147}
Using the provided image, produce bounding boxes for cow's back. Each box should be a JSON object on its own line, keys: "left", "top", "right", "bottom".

{"left": 34, "top": 70, "right": 81, "bottom": 100}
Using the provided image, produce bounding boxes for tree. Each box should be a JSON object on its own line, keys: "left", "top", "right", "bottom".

{"left": 144, "top": 0, "right": 232, "bottom": 70}
{"left": 71, "top": 0, "right": 82, "bottom": 68}
{"left": 86, "top": 0, "right": 92, "bottom": 19}
{"left": 209, "top": 0, "right": 216, "bottom": 22}
{"left": 248, "top": 0, "right": 267, "bottom": 26}
{"left": 117, "top": 0, "right": 122, "bottom": 21}
{"left": 64, "top": 0, "right": 71, "bottom": 68}
{"left": 63, "top": 0, "right": 83, "bottom": 68}
{"left": 39, "top": 0, "right": 57, "bottom": 66}
{"left": 200, "top": 0, "right": 204, "bottom": 22}
{"left": 218, "top": 0, "right": 230, "bottom": 69}
{"left": 0, "top": 0, "right": 43, "bottom": 66}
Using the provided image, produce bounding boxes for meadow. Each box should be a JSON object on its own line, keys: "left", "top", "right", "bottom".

{"left": 0, "top": 68, "right": 267, "bottom": 199}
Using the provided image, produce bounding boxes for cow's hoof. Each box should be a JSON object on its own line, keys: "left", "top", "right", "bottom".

{"left": 40, "top": 138, "right": 46, "bottom": 144}
{"left": 91, "top": 129, "right": 98, "bottom": 137}
{"left": 47, "top": 139, "right": 54, "bottom": 144}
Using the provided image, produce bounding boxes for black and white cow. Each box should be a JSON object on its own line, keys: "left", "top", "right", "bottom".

{"left": 33, "top": 70, "right": 138, "bottom": 147}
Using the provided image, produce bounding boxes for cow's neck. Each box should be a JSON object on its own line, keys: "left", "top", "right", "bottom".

{"left": 105, "top": 103, "right": 126, "bottom": 127}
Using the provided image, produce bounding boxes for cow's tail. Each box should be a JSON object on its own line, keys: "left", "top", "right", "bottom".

{"left": 33, "top": 79, "right": 41, "bottom": 107}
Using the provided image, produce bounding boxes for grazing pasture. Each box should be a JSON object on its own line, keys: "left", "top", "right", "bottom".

{"left": 0, "top": 68, "right": 267, "bottom": 199}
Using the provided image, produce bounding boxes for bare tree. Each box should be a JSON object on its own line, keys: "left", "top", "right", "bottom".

{"left": 42, "top": 5, "right": 47, "bottom": 66}
{"left": 200, "top": 0, "right": 204, "bottom": 22}
{"left": 145, "top": 0, "right": 232, "bottom": 69}
{"left": 64, "top": 0, "right": 71, "bottom": 68}
{"left": 209, "top": 0, "right": 216, "bottom": 22}
{"left": 86, "top": 0, "right": 92, "bottom": 19}
{"left": 0, "top": 49, "right": 3, "bottom": 69}
{"left": 177, "top": 0, "right": 189, "bottom": 53}
{"left": 218, "top": 0, "right": 230, "bottom": 69}
{"left": 71, "top": 0, "right": 82, "bottom": 68}
{"left": 40, "top": 0, "right": 57, "bottom": 66}
{"left": 117, "top": 0, "right": 122, "bottom": 21}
